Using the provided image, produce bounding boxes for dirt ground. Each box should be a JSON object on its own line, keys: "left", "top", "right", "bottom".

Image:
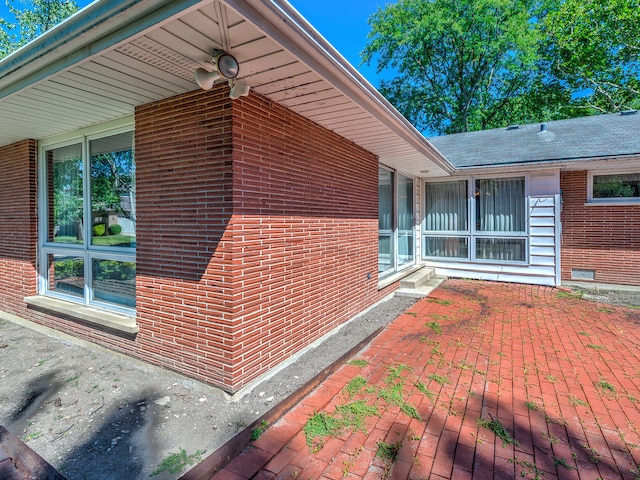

{"left": 1, "top": 282, "right": 638, "bottom": 479}
{"left": 0, "top": 295, "right": 415, "bottom": 480}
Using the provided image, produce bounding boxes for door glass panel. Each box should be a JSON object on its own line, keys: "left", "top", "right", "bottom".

{"left": 378, "top": 168, "right": 394, "bottom": 274}
{"left": 397, "top": 174, "right": 414, "bottom": 267}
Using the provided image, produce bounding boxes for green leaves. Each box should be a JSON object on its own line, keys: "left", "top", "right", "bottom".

{"left": 363, "top": 0, "right": 640, "bottom": 134}
{"left": 1, "top": 0, "right": 79, "bottom": 58}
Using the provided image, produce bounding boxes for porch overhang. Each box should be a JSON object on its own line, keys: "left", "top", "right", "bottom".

{"left": 0, "top": 0, "right": 453, "bottom": 178}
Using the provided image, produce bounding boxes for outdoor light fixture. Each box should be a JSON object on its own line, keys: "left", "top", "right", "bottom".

{"left": 195, "top": 49, "right": 250, "bottom": 99}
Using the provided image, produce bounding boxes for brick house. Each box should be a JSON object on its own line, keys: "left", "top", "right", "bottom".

{"left": 0, "top": 0, "right": 638, "bottom": 393}
{"left": 428, "top": 112, "right": 640, "bottom": 287}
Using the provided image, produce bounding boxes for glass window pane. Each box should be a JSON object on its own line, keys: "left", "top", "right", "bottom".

{"left": 475, "top": 178, "right": 525, "bottom": 232}
{"left": 47, "top": 144, "right": 83, "bottom": 243}
{"left": 425, "top": 180, "right": 468, "bottom": 231}
{"left": 90, "top": 132, "right": 135, "bottom": 248}
{"left": 475, "top": 238, "right": 526, "bottom": 261}
{"left": 424, "top": 236, "right": 469, "bottom": 259}
{"left": 379, "top": 168, "right": 394, "bottom": 274}
{"left": 398, "top": 174, "right": 414, "bottom": 266}
{"left": 92, "top": 259, "right": 136, "bottom": 308}
{"left": 48, "top": 254, "right": 84, "bottom": 298}
{"left": 593, "top": 173, "right": 640, "bottom": 199}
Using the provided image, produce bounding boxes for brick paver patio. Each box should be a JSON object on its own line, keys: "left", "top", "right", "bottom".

{"left": 212, "top": 280, "right": 640, "bottom": 479}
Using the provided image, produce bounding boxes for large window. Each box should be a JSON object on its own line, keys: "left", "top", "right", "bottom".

{"left": 423, "top": 176, "right": 527, "bottom": 263}
{"left": 41, "top": 129, "right": 136, "bottom": 312}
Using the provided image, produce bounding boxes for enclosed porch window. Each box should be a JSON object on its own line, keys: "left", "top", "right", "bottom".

{"left": 423, "top": 176, "right": 527, "bottom": 263}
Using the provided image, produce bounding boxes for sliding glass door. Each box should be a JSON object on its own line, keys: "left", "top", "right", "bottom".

{"left": 379, "top": 167, "right": 415, "bottom": 276}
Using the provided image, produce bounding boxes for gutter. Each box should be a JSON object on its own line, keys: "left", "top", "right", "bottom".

{"left": 224, "top": 0, "right": 455, "bottom": 175}
{"left": 448, "top": 152, "right": 640, "bottom": 176}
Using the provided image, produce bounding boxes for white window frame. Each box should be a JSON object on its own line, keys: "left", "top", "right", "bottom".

{"left": 587, "top": 169, "right": 640, "bottom": 205}
{"left": 38, "top": 118, "right": 135, "bottom": 315}
{"left": 422, "top": 174, "right": 529, "bottom": 265}
{"left": 378, "top": 165, "right": 417, "bottom": 279}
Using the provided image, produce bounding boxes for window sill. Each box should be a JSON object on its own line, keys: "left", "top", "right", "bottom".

{"left": 24, "top": 296, "right": 138, "bottom": 335}
{"left": 585, "top": 200, "right": 640, "bottom": 206}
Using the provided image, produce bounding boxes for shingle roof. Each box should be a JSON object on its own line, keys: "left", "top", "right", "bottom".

{"left": 428, "top": 111, "right": 640, "bottom": 168}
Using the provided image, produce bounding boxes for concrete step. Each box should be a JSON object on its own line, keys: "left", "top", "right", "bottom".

{"left": 396, "top": 268, "right": 447, "bottom": 298}
{"left": 399, "top": 267, "right": 435, "bottom": 290}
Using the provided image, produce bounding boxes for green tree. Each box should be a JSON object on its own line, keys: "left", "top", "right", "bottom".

{"left": 363, "top": 0, "right": 640, "bottom": 134}
{"left": 362, "top": 0, "right": 543, "bottom": 134}
{"left": 0, "top": 0, "right": 78, "bottom": 58}
{"left": 541, "top": 0, "right": 640, "bottom": 113}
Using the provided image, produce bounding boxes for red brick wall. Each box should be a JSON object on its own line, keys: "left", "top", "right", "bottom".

{"left": 561, "top": 169, "right": 640, "bottom": 285}
{"left": 228, "top": 94, "right": 386, "bottom": 389}
{"left": 0, "top": 140, "right": 38, "bottom": 313}
{"left": 0, "top": 87, "right": 394, "bottom": 393}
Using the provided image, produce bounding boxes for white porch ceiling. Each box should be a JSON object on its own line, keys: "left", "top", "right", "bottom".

{"left": 0, "top": 0, "right": 452, "bottom": 178}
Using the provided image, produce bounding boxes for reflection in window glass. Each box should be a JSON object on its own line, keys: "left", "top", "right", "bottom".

{"left": 378, "top": 168, "right": 394, "bottom": 274}
{"left": 397, "top": 174, "right": 414, "bottom": 267}
{"left": 475, "top": 238, "right": 526, "bottom": 261}
{"left": 48, "top": 254, "right": 84, "bottom": 298}
{"left": 593, "top": 173, "right": 640, "bottom": 199}
{"left": 92, "top": 259, "right": 136, "bottom": 308}
{"left": 47, "top": 144, "right": 83, "bottom": 243}
{"left": 425, "top": 180, "right": 468, "bottom": 231}
{"left": 475, "top": 178, "right": 525, "bottom": 232}
{"left": 90, "top": 132, "right": 136, "bottom": 248}
{"left": 424, "top": 236, "right": 469, "bottom": 259}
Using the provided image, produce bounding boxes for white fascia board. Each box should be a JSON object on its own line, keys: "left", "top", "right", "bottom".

{"left": 225, "top": 0, "right": 455, "bottom": 175}
{"left": 0, "top": 0, "right": 205, "bottom": 100}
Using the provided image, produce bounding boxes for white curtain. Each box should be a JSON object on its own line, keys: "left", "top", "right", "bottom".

{"left": 425, "top": 180, "right": 468, "bottom": 231}
{"left": 475, "top": 178, "right": 525, "bottom": 232}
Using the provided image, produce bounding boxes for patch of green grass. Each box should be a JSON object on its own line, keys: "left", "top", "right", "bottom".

{"left": 65, "top": 373, "right": 80, "bottom": 387}
{"left": 554, "top": 456, "right": 577, "bottom": 470}
{"left": 568, "top": 394, "right": 588, "bottom": 407}
{"left": 424, "top": 321, "right": 443, "bottom": 334}
{"left": 250, "top": 420, "right": 268, "bottom": 441}
{"left": 405, "top": 311, "right": 417, "bottom": 317}
{"left": 581, "top": 443, "right": 603, "bottom": 463}
{"left": 546, "top": 374, "right": 558, "bottom": 383}
{"left": 22, "top": 431, "right": 42, "bottom": 442}
{"left": 587, "top": 343, "right": 607, "bottom": 351}
{"left": 477, "top": 417, "right": 520, "bottom": 448}
{"left": 304, "top": 412, "right": 342, "bottom": 450}
{"left": 376, "top": 440, "right": 401, "bottom": 462}
{"left": 36, "top": 360, "right": 45, "bottom": 367}
{"left": 428, "top": 298, "right": 452, "bottom": 306}
{"left": 542, "top": 431, "right": 558, "bottom": 445}
{"left": 304, "top": 400, "right": 379, "bottom": 450}
{"left": 344, "top": 376, "right": 368, "bottom": 397}
{"left": 428, "top": 373, "right": 450, "bottom": 386}
{"left": 85, "top": 385, "right": 99, "bottom": 394}
{"left": 597, "top": 307, "right": 613, "bottom": 313}
{"left": 348, "top": 359, "right": 369, "bottom": 367}
{"left": 595, "top": 378, "right": 616, "bottom": 394}
{"left": 400, "top": 402, "right": 421, "bottom": 421}
{"left": 150, "top": 448, "right": 205, "bottom": 476}
{"left": 557, "top": 290, "right": 583, "bottom": 300}
{"left": 525, "top": 400, "right": 539, "bottom": 411}
{"left": 377, "top": 380, "right": 405, "bottom": 406}
{"left": 578, "top": 331, "right": 591, "bottom": 336}
{"left": 414, "top": 381, "right": 435, "bottom": 402}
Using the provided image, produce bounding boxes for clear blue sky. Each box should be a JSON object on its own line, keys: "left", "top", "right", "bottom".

{"left": 0, "top": 0, "right": 388, "bottom": 88}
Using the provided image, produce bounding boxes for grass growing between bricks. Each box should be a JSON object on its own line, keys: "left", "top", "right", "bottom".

{"left": 303, "top": 363, "right": 430, "bottom": 451}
